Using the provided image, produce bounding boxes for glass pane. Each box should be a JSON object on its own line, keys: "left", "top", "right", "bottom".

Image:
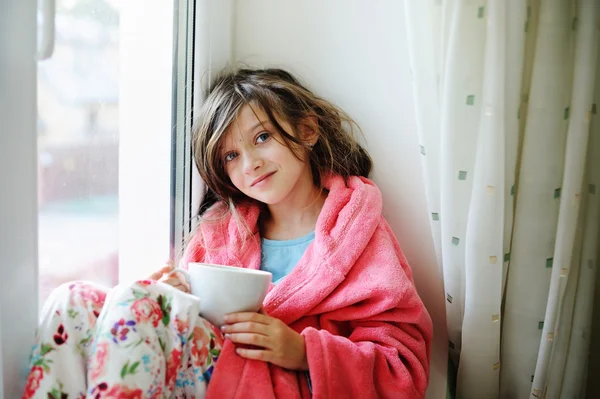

{"left": 37, "top": 0, "right": 121, "bottom": 307}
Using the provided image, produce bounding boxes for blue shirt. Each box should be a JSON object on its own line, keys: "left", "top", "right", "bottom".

{"left": 260, "top": 230, "right": 316, "bottom": 391}
{"left": 260, "top": 230, "right": 315, "bottom": 283}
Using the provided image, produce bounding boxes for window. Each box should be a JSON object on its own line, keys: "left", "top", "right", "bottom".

{"left": 37, "top": 0, "right": 121, "bottom": 306}
{"left": 37, "top": 0, "right": 183, "bottom": 305}
{"left": 2, "top": 0, "right": 195, "bottom": 395}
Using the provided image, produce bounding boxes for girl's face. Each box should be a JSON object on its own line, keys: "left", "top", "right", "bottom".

{"left": 221, "top": 104, "right": 315, "bottom": 206}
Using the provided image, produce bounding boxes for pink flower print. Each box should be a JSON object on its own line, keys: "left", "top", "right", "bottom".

{"left": 90, "top": 341, "right": 110, "bottom": 381}
{"left": 165, "top": 348, "right": 183, "bottom": 388}
{"left": 22, "top": 365, "right": 43, "bottom": 399}
{"left": 69, "top": 282, "right": 106, "bottom": 310}
{"left": 175, "top": 317, "right": 189, "bottom": 336}
{"left": 136, "top": 280, "right": 156, "bottom": 286}
{"left": 104, "top": 384, "right": 144, "bottom": 399}
{"left": 131, "top": 297, "right": 163, "bottom": 328}
{"left": 80, "top": 289, "right": 107, "bottom": 307}
{"left": 191, "top": 326, "right": 210, "bottom": 367}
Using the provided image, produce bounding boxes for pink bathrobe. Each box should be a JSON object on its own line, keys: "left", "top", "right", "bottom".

{"left": 183, "top": 175, "right": 433, "bottom": 398}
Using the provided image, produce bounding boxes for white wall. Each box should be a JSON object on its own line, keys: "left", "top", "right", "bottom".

{"left": 227, "top": 1, "right": 448, "bottom": 397}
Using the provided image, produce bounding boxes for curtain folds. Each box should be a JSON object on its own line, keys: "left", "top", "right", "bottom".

{"left": 404, "top": 0, "right": 600, "bottom": 397}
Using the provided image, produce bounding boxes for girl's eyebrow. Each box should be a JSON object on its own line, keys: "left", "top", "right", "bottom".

{"left": 245, "top": 120, "right": 270, "bottom": 134}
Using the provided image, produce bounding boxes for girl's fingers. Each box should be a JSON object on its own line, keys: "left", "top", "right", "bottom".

{"left": 221, "top": 321, "right": 270, "bottom": 335}
{"left": 181, "top": 280, "right": 191, "bottom": 292}
{"left": 235, "top": 348, "right": 270, "bottom": 362}
{"left": 148, "top": 269, "right": 165, "bottom": 280}
{"left": 173, "top": 271, "right": 189, "bottom": 283}
{"left": 160, "top": 273, "right": 190, "bottom": 293}
{"left": 223, "top": 311, "right": 272, "bottom": 325}
{"left": 225, "top": 333, "right": 271, "bottom": 348}
{"left": 148, "top": 264, "right": 173, "bottom": 280}
{"left": 172, "top": 272, "right": 191, "bottom": 292}
{"left": 175, "top": 277, "right": 191, "bottom": 293}
{"left": 158, "top": 270, "right": 182, "bottom": 282}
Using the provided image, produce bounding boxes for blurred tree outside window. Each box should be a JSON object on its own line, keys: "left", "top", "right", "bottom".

{"left": 38, "top": 0, "right": 121, "bottom": 307}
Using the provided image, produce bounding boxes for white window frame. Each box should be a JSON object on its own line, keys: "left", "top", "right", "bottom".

{"left": 0, "top": 0, "right": 198, "bottom": 395}
{"left": 173, "top": 0, "right": 235, "bottom": 255}
{"left": 186, "top": 0, "right": 234, "bottom": 240}
{"left": 170, "top": 0, "right": 197, "bottom": 262}
{"left": 0, "top": 1, "right": 38, "bottom": 396}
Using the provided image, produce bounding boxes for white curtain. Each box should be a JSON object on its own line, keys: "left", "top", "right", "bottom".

{"left": 404, "top": 0, "right": 600, "bottom": 397}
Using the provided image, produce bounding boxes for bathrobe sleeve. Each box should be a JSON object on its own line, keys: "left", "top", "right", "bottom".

{"left": 300, "top": 222, "right": 432, "bottom": 399}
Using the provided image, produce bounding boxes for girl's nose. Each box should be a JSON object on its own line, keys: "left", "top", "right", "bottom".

{"left": 242, "top": 152, "right": 263, "bottom": 174}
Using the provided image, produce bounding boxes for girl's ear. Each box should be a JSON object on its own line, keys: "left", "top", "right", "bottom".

{"left": 298, "top": 116, "right": 319, "bottom": 146}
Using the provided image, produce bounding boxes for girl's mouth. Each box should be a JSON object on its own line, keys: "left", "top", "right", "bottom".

{"left": 251, "top": 171, "right": 276, "bottom": 187}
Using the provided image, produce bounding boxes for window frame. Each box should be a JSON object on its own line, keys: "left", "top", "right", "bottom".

{"left": 0, "top": 0, "right": 38, "bottom": 396}
{"left": 170, "top": 0, "right": 197, "bottom": 261}
{"left": 0, "top": 0, "right": 198, "bottom": 395}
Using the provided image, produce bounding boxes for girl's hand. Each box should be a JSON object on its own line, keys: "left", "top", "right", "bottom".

{"left": 221, "top": 309, "right": 308, "bottom": 371}
{"left": 148, "top": 262, "right": 191, "bottom": 293}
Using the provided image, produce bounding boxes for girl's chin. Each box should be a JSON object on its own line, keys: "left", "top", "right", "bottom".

{"left": 252, "top": 192, "right": 288, "bottom": 206}
{"left": 255, "top": 197, "right": 283, "bottom": 206}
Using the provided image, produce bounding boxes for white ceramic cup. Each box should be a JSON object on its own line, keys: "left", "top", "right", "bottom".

{"left": 174, "top": 263, "right": 272, "bottom": 327}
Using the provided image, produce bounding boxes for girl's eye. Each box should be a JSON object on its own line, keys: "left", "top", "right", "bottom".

{"left": 224, "top": 152, "right": 238, "bottom": 162}
{"left": 256, "top": 132, "right": 271, "bottom": 144}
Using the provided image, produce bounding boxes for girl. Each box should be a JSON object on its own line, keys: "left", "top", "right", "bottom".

{"left": 23, "top": 68, "right": 433, "bottom": 398}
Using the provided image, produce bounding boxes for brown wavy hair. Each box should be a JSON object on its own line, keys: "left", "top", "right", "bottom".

{"left": 192, "top": 67, "right": 372, "bottom": 219}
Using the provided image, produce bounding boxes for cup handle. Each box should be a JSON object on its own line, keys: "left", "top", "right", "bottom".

{"left": 172, "top": 267, "right": 191, "bottom": 285}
